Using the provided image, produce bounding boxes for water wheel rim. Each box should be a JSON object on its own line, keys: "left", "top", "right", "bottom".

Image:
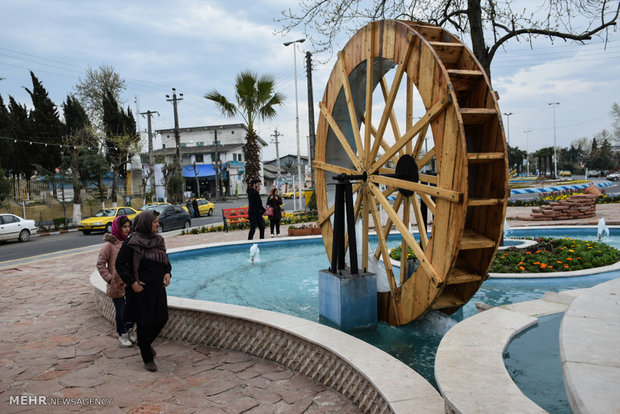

{"left": 315, "top": 20, "right": 508, "bottom": 325}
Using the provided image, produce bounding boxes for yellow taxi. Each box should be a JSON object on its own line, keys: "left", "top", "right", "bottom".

{"left": 182, "top": 198, "right": 215, "bottom": 216}
{"left": 78, "top": 206, "right": 139, "bottom": 235}
{"left": 282, "top": 190, "right": 301, "bottom": 199}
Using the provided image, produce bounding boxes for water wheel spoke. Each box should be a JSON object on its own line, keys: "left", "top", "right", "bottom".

{"left": 406, "top": 77, "right": 414, "bottom": 153}
{"left": 368, "top": 174, "right": 462, "bottom": 203}
{"left": 313, "top": 161, "right": 359, "bottom": 177}
{"left": 368, "top": 195, "right": 402, "bottom": 325}
{"left": 369, "top": 39, "right": 415, "bottom": 163}
{"left": 412, "top": 124, "right": 430, "bottom": 160}
{"left": 362, "top": 115, "right": 401, "bottom": 164}
{"left": 419, "top": 173, "right": 437, "bottom": 185}
{"left": 374, "top": 189, "right": 402, "bottom": 259}
{"left": 379, "top": 77, "right": 404, "bottom": 156}
{"left": 417, "top": 147, "right": 436, "bottom": 169}
{"left": 370, "top": 95, "right": 450, "bottom": 174}
{"left": 319, "top": 102, "right": 363, "bottom": 170}
{"left": 419, "top": 192, "right": 436, "bottom": 215}
{"left": 400, "top": 196, "right": 411, "bottom": 285}
{"left": 337, "top": 51, "right": 364, "bottom": 156}
{"left": 411, "top": 194, "right": 429, "bottom": 249}
{"left": 368, "top": 182, "right": 439, "bottom": 285}
{"left": 363, "top": 29, "right": 375, "bottom": 166}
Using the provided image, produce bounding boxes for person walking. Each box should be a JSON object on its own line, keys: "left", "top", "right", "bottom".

{"left": 192, "top": 198, "right": 200, "bottom": 218}
{"left": 247, "top": 179, "right": 265, "bottom": 240}
{"left": 185, "top": 199, "right": 194, "bottom": 218}
{"left": 115, "top": 209, "right": 171, "bottom": 372}
{"left": 96, "top": 215, "right": 135, "bottom": 347}
{"left": 266, "top": 187, "right": 283, "bottom": 237}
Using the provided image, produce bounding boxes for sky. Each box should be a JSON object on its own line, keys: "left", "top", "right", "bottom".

{"left": 1, "top": 0, "right": 619, "bottom": 164}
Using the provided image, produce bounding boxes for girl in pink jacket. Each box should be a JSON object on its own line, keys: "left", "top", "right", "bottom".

{"left": 97, "top": 215, "right": 134, "bottom": 347}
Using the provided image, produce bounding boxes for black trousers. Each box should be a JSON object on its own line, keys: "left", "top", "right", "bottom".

{"left": 248, "top": 216, "right": 265, "bottom": 239}
{"left": 270, "top": 218, "right": 281, "bottom": 235}
{"left": 137, "top": 322, "right": 166, "bottom": 363}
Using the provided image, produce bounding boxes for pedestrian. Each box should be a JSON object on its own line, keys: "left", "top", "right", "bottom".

{"left": 186, "top": 199, "right": 194, "bottom": 217}
{"left": 192, "top": 198, "right": 200, "bottom": 218}
{"left": 266, "top": 187, "right": 283, "bottom": 237}
{"left": 247, "top": 178, "right": 265, "bottom": 240}
{"left": 96, "top": 215, "right": 135, "bottom": 347}
{"left": 115, "top": 209, "right": 171, "bottom": 372}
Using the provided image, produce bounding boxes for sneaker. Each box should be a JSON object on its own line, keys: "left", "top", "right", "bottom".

{"left": 144, "top": 361, "right": 157, "bottom": 372}
{"left": 127, "top": 327, "right": 137, "bottom": 344}
{"left": 271, "top": 234, "right": 275, "bottom": 238}
{"left": 118, "top": 334, "right": 132, "bottom": 347}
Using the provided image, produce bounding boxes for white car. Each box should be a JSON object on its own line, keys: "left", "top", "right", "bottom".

{"left": 0, "top": 214, "right": 38, "bottom": 242}
{"left": 606, "top": 172, "right": 619, "bottom": 181}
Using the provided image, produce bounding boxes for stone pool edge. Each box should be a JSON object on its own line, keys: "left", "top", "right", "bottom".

{"left": 89, "top": 270, "right": 445, "bottom": 414}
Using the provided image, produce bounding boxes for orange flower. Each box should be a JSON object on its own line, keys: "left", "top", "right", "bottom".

{"left": 526, "top": 252, "right": 532, "bottom": 255}
{"left": 567, "top": 258, "right": 573, "bottom": 261}
{"left": 533, "top": 262, "right": 540, "bottom": 265}
{"left": 535, "top": 250, "right": 541, "bottom": 253}
{"left": 540, "top": 263, "right": 547, "bottom": 268}
{"left": 564, "top": 265, "right": 569, "bottom": 269}
{"left": 557, "top": 260, "right": 562, "bottom": 264}
{"left": 548, "top": 265, "right": 553, "bottom": 269}
{"left": 519, "top": 266, "right": 525, "bottom": 271}
{"left": 519, "top": 262, "right": 524, "bottom": 265}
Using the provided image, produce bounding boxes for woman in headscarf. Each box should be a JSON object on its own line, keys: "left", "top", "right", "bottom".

{"left": 96, "top": 215, "right": 134, "bottom": 347}
{"left": 115, "top": 209, "right": 171, "bottom": 372}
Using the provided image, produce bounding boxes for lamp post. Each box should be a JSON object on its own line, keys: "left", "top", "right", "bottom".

{"left": 548, "top": 102, "right": 560, "bottom": 178}
{"left": 503, "top": 112, "right": 513, "bottom": 146}
{"left": 284, "top": 38, "right": 305, "bottom": 211}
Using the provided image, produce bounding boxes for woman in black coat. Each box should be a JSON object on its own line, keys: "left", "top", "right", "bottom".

{"left": 266, "top": 187, "right": 283, "bottom": 237}
{"left": 115, "top": 209, "right": 171, "bottom": 372}
{"left": 247, "top": 179, "right": 266, "bottom": 239}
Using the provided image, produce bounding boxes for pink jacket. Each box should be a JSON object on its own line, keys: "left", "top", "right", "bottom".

{"left": 96, "top": 233, "right": 127, "bottom": 298}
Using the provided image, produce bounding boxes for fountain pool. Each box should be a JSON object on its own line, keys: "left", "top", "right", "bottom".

{"left": 167, "top": 226, "right": 619, "bottom": 394}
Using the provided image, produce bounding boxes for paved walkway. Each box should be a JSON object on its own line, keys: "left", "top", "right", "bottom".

{"left": 0, "top": 224, "right": 361, "bottom": 413}
{"left": 1, "top": 204, "right": 618, "bottom": 413}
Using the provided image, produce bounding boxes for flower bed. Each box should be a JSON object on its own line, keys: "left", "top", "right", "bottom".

{"left": 287, "top": 223, "right": 321, "bottom": 236}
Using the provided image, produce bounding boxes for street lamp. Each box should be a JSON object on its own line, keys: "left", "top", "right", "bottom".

{"left": 284, "top": 38, "right": 305, "bottom": 211}
{"left": 503, "top": 112, "right": 513, "bottom": 146}
{"left": 524, "top": 129, "right": 532, "bottom": 176}
{"left": 548, "top": 102, "right": 560, "bottom": 178}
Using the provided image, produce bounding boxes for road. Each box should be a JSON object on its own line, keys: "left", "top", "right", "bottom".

{"left": 0, "top": 197, "right": 300, "bottom": 264}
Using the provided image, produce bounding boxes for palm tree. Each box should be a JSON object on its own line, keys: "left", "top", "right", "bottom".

{"left": 205, "top": 70, "right": 285, "bottom": 185}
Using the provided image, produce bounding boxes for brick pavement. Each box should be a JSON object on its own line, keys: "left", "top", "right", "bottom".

{"left": 0, "top": 224, "right": 361, "bottom": 413}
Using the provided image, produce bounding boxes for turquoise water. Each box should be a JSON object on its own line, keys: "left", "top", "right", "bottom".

{"left": 167, "top": 227, "right": 619, "bottom": 400}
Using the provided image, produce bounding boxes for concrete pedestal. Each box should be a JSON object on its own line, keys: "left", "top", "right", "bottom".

{"left": 319, "top": 269, "right": 377, "bottom": 331}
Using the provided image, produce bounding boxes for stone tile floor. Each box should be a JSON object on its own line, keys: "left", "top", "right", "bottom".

{"left": 0, "top": 225, "right": 361, "bottom": 413}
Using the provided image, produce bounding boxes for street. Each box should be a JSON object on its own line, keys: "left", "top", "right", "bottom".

{"left": 0, "top": 197, "right": 300, "bottom": 264}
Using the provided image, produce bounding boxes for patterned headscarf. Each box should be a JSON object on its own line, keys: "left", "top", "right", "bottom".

{"left": 110, "top": 215, "right": 130, "bottom": 241}
{"left": 126, "top": 210, "right": 169, "bottom": 282}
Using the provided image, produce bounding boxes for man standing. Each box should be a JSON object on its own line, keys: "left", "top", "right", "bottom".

{"left": 247, "top": 179, "right": 265, "bottom": 239}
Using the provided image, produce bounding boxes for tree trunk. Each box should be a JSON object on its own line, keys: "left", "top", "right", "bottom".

{"left": 71, "top": 148, "right": 82, "bottom": 224}
{"left": 111, "top": 166, "right": 118, "bottom": 207}
{"left": 467, "top": 0, "right": 491, "bottom": 79}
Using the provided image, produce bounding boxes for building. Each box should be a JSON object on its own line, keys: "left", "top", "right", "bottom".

{"left": 143, "top": 123, "right": 267, "bottom": 199}
{"left": 264, "top": 154, "right": 310, "bottom": 191}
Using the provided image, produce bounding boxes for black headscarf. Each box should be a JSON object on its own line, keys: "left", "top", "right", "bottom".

{"left": 126, "top": 210, "right": 169, "bottom": 282}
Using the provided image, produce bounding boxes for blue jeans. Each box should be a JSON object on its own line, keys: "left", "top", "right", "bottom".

{"left": 112, "top": 297, "right": 133, "bottom": 336}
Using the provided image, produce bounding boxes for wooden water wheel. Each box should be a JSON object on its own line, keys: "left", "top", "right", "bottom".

{"left": 315, "top": 21, "right": 508, "bottom": 326}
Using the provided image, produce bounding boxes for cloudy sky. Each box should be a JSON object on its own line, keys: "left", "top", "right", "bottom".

{"left": 1, "top": 0, "right": 619, "bottom": 162}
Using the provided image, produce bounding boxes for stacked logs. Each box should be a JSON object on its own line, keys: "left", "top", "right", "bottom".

{"left": 529, "top": 193, "right": 597, "bottom": 221}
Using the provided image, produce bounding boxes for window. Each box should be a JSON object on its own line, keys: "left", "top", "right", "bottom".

{"left": 181, "top": 143, "right": 188, "bottom": 148}
{"left": 231, "top": 130, "right": 234, "bottom": 134}
{"left": 197, "top": 141, "right": 204, "bottom": 146}
{"left": 195, "top": 154, "right": 204, "bottom": 163}
{"left": 239, "top": 153, "right": 243, "bottom": 161}
{"left": 233, "top": 153, "right": 237, "bottom": 161}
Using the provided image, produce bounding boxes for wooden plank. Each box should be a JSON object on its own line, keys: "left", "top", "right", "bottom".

{"left": 369, "top": 95, "right": 450, "bottom": 173}
{"left": 428, "top": 42, "right": 463, "bottom": 66}
{"left": 419, "top": 173, "right": 438, "bottom": 185}
{"left": 406, "top": 75, "right": 413, "bottom": 153}
{"left": 368, "top": 182, "right": 440, "bottom": 285}
{"left": 374, "top": 190, "right": 402, "bottom": 259}
{"left": 369, "top": 174, "right": 462, "bottom": 202}
{"left": 368, "top": 195, "right": 401, "bottom": 325}
{"left": 467, "top": 198, "right": 504, "bottom": 206}
{"left": 431, "top": 290, "right": 465, "bottom": 309}
{"left": 313, "top": 161, "right": 358, "bottom": 177}
{"left": 460, "top": 108, "right": 497, "bottom": 125}
{"left": 411, "top": 194, "right": 429, "bottom": 249}
{"left": 445, "top": 267, "right": 483, "bottom": 285}
{"left": 400, "top": 196, "right": 411, "bottom": 284}
{"left": 412, "top": 124, "right": 430, "bottom": 160}
{"left": 363, "top": 23, "right": 375, "bottom": 167}
{"left": 319, "top": 102, "right": 363, "bottom": 170}
{"left": 369, "top": 36, "right": 415, "bottom": 163}
{"left": 419, "top": 192, "right": 436, "bottom": 215}
{"left": 418, "top": 147, "right": 436, "bottom": 168}
{"left": 379, "top": 77, "right": 404, "bottom": 156}
{"left": 467, "top": 152, "right": 504, "bottom": 163}
{"left": 336, "top": 51, "right": 364, "bottom": 157}
{"left": 459, "top": 229, "right": 496, "bottom": 249}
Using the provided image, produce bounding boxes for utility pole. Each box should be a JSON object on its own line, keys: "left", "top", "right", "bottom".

{"left": 271, "top": 129, "right": 283, "bottom": 189}
{"left": 548, "top": 102, "right": 560, "bottom": 178}
{"left": 140, "top": 110, "right": 159, "bottom": 197}
{"left": 166, "top": 88, "right": 183, "bottom": 200}
{"left": 213, "top": 128, "right": 220, "bottom": 200}
{"left": 524, "top": 129, "right": 532, "bottom": 176}
{"left": 305, "top": 51, "right": 316, "bottom": 188}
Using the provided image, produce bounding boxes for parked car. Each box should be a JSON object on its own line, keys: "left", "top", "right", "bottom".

{"left": 78, "top": 207, "right": 139, "bottom": 234}
{"left": 182, "top": 198, "right": 214, "bottom": 216}
{"left": 140, "top": 202, "right": 171, "bottom": 211}
{"left": 0, "top": 214, "right": 38, "bottom": 242}
{"left": 150, "top": 204, "right": 191, "bottom": 232}
{"left": 558, "top": 170, "right": 572, "bottom": 177}
{"left": 606, "top": 172, "right": 620, "bottom": 181}
{"left": 282, "top": 190, "right": 301, "bottom": 199}
{"left": 588, "top": 170, "right": 601, "bottom": 178}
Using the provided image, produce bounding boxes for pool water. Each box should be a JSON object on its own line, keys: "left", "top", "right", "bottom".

{"left": 167, "top": 227, "right": 618, "bottom": 399}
